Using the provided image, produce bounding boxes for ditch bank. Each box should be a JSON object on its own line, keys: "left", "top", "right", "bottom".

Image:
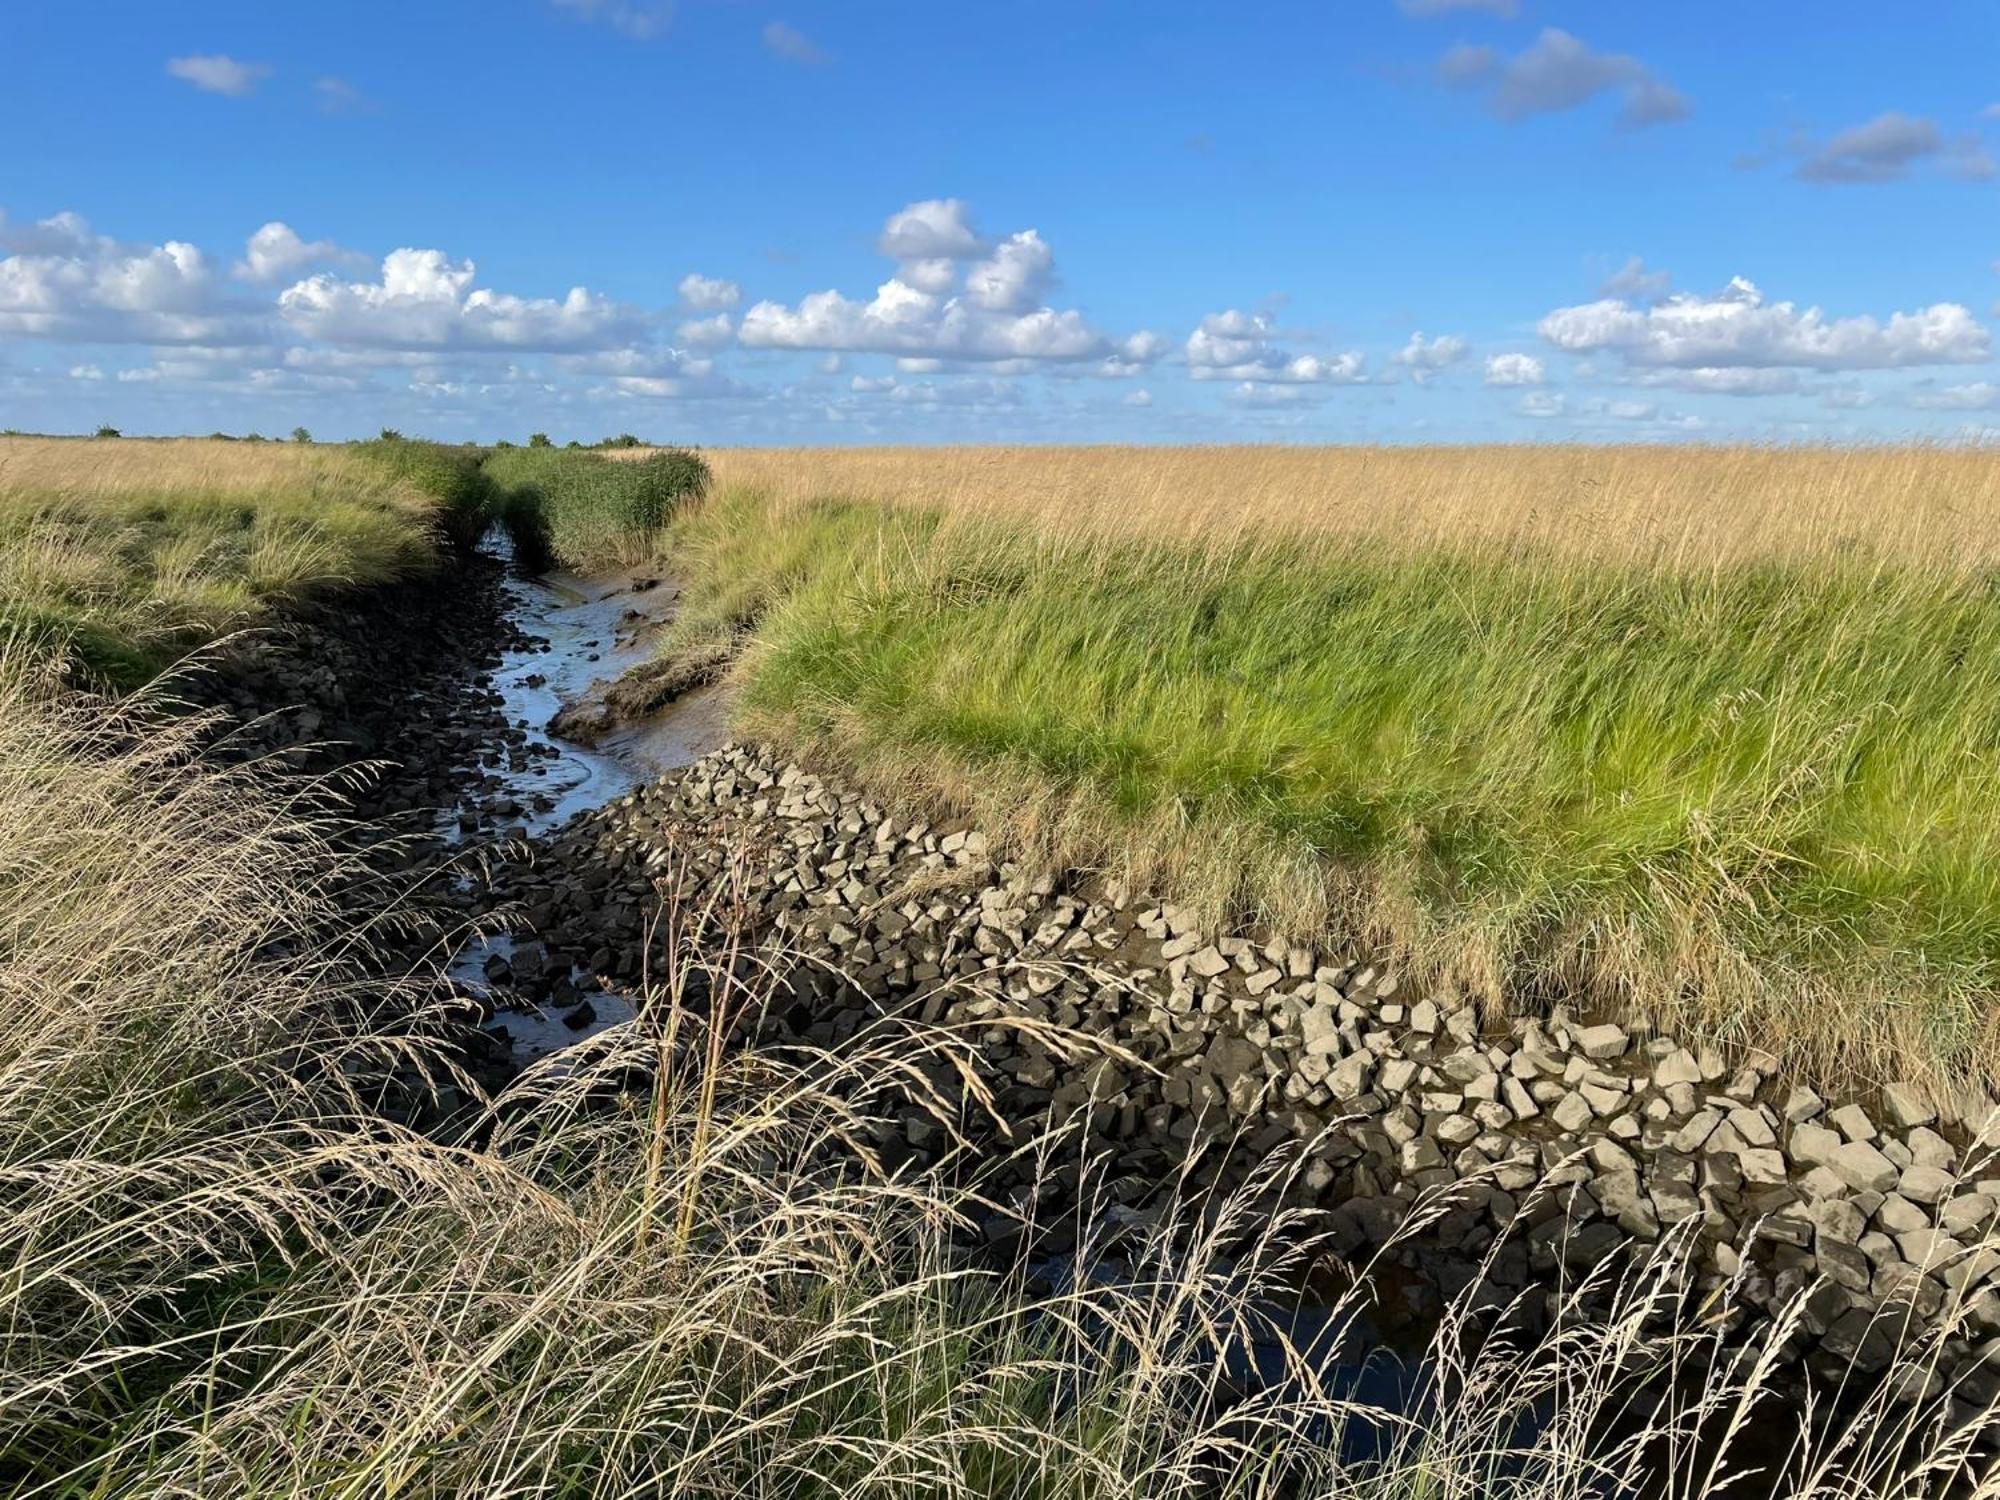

{"left": 475, "top": 736, "right": 2000, "bottom": 1414}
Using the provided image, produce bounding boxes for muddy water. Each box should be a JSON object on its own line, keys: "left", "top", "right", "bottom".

{"left": 448, "top": 543, "right": 728, "bottom": 1062}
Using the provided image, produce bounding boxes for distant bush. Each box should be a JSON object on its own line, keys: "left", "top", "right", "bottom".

{"left": 93, "top": 426, "right": 120, "bottom": 439}
{"left": 292, "top": 427, "right": 313, "bottom": 444}
{"left": 484, "top": 446, "right": 709, "bottom": 572}
{"left": 354, "top": 437, "right": 498, "bottom": 552}
{"left": 379, "top": 428, "right": 405, "bottom": 443}
{"left": 598, "top": 433, "right": 644, "bottom": 449}
{"left": 528, "top": 432, "right": 553, "bottom": 448}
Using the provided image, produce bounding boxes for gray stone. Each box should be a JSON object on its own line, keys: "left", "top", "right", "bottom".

{"left": 1328, "top": 1053, "right": 1374, "bottom": 1103}
{"left": 1653, "top": 1048, "right": 1703, "bottom": 1088}
{"left": 1551, "top": 1091, "right": 1594, "bottom": 1133}
{"left": 1187, "top": 946, "right": 1230, "bottom": 978}
{"left": 1882, "top": 1083, "right": 1936, "bottom": 1131}
{"left": 1898, "top": 1165, "right": 1956, "bottom": 1207}
{"left": 1784, "top": 1086, "right": 1826, "bottom": 1124}
{"left": 1829, "top": 1104, "right": 1877, "bottom": 1144}
{"left": 1828, "top": 1141, "right": 1899, "bottom": 1194}
{"left": 1574, "top": 1023, "right": 1630, "bottom": 1061}
{"left": 1789, "top": 1122, "right": 1841, "bottom": 1168}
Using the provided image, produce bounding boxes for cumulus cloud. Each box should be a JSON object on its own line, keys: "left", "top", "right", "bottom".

{"left": 235, "top": 222, "right": 368, "bottom": 285}
{"left": 965, "top": 231, "right": 1055, "bottom": 313}
{"left": 1483, "top": 352, "right": 1544, "bottom": 386}
{"left": 678, "top": 272, "right": 741, "bottom": 310}
{"left": 1185, "top": 309, "right": 1368, "bottom": 383}
{"left": 1538, "top": 275, "right": 1990, "bottom": 372}
{"left": 0, "top": 210, "right": 257, "bottom": 344}
{"left": 166, "top": 54, "right": 271, "bottom": 98}
{"left": 279, "top": 247, "right": 645, "bottom": 353}
{"left": 1441, "top": 28, "right": 1690, "bottom": 130}
{"left": 739, "top": 200, "right": 1139, "bottom": 367}
{"left": 762, "top": 21, "right": 829, "bottom": 65}
{"left": 1393, "top": 331, "right": 1469, "bottom": 383}
{"left": 675, "top": 312, "right": 735, "bottom": 348}
{"left": 878, "top": 199, "right": 983, "bottom": 261}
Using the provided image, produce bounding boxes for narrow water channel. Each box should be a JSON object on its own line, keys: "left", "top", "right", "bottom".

{"left": 446, "top": 540, "right": 728, "bottom": 1061}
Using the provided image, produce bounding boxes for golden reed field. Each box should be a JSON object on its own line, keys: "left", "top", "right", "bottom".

{"left": 655, "top": 443, "right": 2000, "bottom": 567}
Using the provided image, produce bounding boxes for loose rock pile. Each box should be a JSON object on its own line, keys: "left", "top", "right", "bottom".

{"left": 478, "top": 740, "right": 2000, "bottom": 1396}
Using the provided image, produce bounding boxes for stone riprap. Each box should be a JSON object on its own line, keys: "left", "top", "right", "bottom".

{"left": 477, "top": 740, "right": 2000, "bottom": 1396}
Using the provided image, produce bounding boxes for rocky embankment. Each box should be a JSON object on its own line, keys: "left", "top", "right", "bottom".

{"left": 478, "top": 740, "right": 2000, "bottom": 1405}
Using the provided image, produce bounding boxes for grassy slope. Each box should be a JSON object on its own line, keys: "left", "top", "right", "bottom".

{"left": 485, "top": 445, "right": 709, "bottom": 572}
{"left": 0, "top": 436, "right": 447, "bottom": 684}
{"left": 666, "top": 448, "right": 2000, "bottom": 1089}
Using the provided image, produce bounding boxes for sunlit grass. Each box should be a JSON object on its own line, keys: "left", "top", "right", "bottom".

{"left": 0, "top": 436, "right": 442, "bottom": 684}
{"left": 662, "top": 446, "right": 2000, "bottom": 1089}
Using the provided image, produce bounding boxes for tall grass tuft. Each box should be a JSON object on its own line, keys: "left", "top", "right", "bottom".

{"left": 0, "top": 435, "right": 442, "bottom": 685}
{"left": 351, "top": 435, "right": 500, "bottom": 552}
{"left": 486, "top": 445, "right": 709, "bottom": 572}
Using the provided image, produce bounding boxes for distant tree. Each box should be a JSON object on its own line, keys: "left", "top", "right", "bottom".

{"left": 528, "top": 432, "right": 553, "bottom": 448}
{"left": 93, "top": 425, "right": 120, "bottom": 439}
{"left": 379, "top": 427, "right": 404, "bottom": 442}
{"left": 565, "top": 439, "right": 583, "bottom": 449}
{"left": 600, "top": 432, "right": 643, "bottom": 449}
{"left": 207, "top": 431, "right": 235, "bottom": 442}
{"left": 494, "top": 438, "right": 516, "bottom": 449}
{"left": 243, "top": 432, "right": 267, "bottom": 442}
{"left": 292, "top": 426, "right": 312, "bottom": 444}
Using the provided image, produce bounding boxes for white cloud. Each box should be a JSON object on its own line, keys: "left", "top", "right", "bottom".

{"left": 1398, "top": 0, "right": 1517, "bottom": 15}
{"left": 279, "top": 247, "right": 645, "bottom": 353}
{"left": 1124, "top": 388, "right": 1153, "bottom": 407}
{"left": 762, "top": 21, "right": 829, "bottom": 65}
{"left": 678, "top": 272, "right": 741, "bottom": 310}
{"left": 965, "top": 231, "right": 1055, "bottom": 313}
{"left": 1538, "top": 276, "right": 1990, "bottom": 371}
{"left": 1185, "top": 309, "right": 1368, "bottom": 383}
{"left": 1441, "top": 28, "right": 1690, "bottom": 130}
{"left": 1483, "top": 352, "right": 1545, "bottom": 386}
{"left": 676, "top": 312, "right": 735, "bottom": 348}
{"left": 166, "top": 54, "right": 271, "bottom": 98}
{"left": 739, "top": 200, "right": 1135, "bottom": 366}
{"left": 0, "top": 211, "right": 255, "bottom": 344}
{"left": 1600, "top": 256, "right": 1670, "bottom": 301}
{"left": 1908, "top": 381, "right": 2000, "bottom": 411}
{"left": 1517, "top": 390, "right": 1566, "bottom": 418}
{"left": 68, "top": 364, "right": 103, "bottom": 381}
{"left": 1393, "top": 331, "right": 1469, "bottom": 383}
{"left": 878, "top": 199, "right": 983, "bottom": 261}
{"left": 550, "top": 0, "right": 673, "bottom": 39}
{"left": 235, "top": 222, "right": 368, "bottom": 285}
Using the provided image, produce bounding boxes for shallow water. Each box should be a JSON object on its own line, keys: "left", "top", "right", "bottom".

{"left": 448, "top": 542, "right": 726, "bottom": 1062}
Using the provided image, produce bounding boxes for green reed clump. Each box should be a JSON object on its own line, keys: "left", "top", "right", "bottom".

{"left": 352, "top": 435, "right": 500, "bottom": 552}
{"left": 485, "top": 446, "right": 709, "bottom": 572}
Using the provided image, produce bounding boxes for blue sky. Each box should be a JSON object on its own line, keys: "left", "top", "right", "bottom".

{"left": 2, "top": 0, "right": 1996, "bottom": 443}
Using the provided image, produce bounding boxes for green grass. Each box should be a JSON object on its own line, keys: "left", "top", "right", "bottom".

{"left": 666, "top": 483, "right": 2000, "bottom": 1089}
{"left": 484, "top": 445, "right": 709, "bottom": 572}
{"left": 0, "top": 436, "right": 445, "bottom": 687}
